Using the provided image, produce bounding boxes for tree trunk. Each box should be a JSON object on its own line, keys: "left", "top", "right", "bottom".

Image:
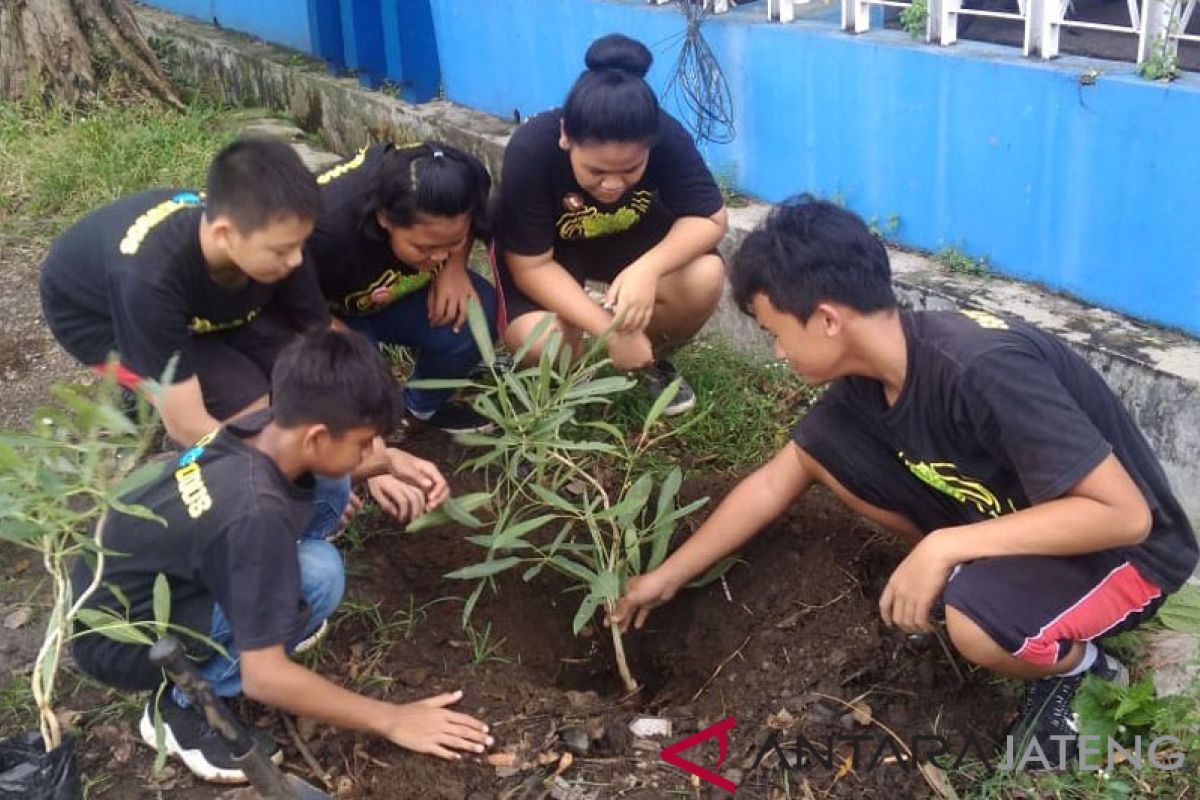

{"left": 0, "top": 0, "right": 181, "bottom": 108}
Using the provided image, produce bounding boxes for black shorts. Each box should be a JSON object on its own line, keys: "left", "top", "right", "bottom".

{"left": 189, "top": 313, "right": 299, "bottom": 419}
{"left": 796, "top": 402, "right": 1167, "bottom": 666}
{"left": 495, "top": 201, "right": 676, "bottom": 328}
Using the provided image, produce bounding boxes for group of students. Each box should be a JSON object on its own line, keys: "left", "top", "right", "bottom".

{"left": 41, "top": 33, "right": 1196, "bottom": 785}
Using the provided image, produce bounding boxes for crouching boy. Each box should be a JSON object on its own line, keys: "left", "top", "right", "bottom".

{"left": 610, "top": 197, "right": 1198, "bottom": 762}
{"left": 72, "top": 330, "right": 491, "bottom": 783}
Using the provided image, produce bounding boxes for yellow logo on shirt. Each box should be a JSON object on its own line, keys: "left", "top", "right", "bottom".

{"left": 119, "top": 192, "right": 203, "bottom": 255}
{"left": 316, "top": 147, "right": 368, "bottom": 185}
{"left": 190, "top": 308, "right": 260, "bottom": 334}
{"left": 175, "top": 428, "right": 218, "bottom": 519}
{"left": 556, "top": 190, "right": 653, "bottom": 241}
{"left": 899, "top": 453, "right": 1016, "bottom": 518}
{"left": 960, "top": 309, "right": 1009, "bottom": 330}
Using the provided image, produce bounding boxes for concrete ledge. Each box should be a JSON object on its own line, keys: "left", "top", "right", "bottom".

{"left": 139, "top": 6, "right": 1200, "bottom": 533}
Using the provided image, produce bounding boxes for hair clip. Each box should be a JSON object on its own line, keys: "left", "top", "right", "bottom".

{"left": 432, "top": 149, "right": 445, "bottom": 159}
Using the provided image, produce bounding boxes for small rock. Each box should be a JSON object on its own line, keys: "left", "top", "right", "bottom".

{"left": 839, "top": 713, "right": 857, "bottom": 731}
{"left": 560, "top": 726, "right": 591, "bottom": 756}
{"left": 297, "top": 716, "right": 319, "bottom": 741}
{"left": 565, "top": 690, "right": 599, "bottom": 709}
{"left": 397, "top": 667, "right": 429, "bottom": 688}
{"left": 3, "top": 607, "right": 31, "bottom": 629}
{"left": 803, "top": 702, "right": 837, "bottom": 726}
{"left": 485, "top": 752, "right": 517, "bottom": 768}
{"left": 628, "top": 717, "right": 672, "bottom": 738}
{"left": 585, "top": 716, "right": 606, "bottom": 741}
{"left": 766, "top": 708, "right": 795, "bottom": 731}
{"left": 336, "top": 776, "right": 356, "bottom": 798}
{"left": 850, "top": 702, "right": 873, "bottom": 726}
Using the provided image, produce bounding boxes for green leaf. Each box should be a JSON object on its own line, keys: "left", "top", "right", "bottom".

{"left": 112, "top": 459, "right": 168, "bottom": 499}
{"left": 512, "top": 313, "right": 556, "bottom": 366}
{"left": 466, "top": 533, "right": 533, "bottom": 550}
{"left": 641, "top": 376, "right": 683, "bottom": 438}
{"left": 548, "top": 555, "right": 597, "bottom": 584}
{"left": 572, "top": 593, "right": 600, "bottom": 635}
{"left": 617, "top": 474, "right": 654, "bottom": 528}
{"left": 153, "top": 683, "right": 169, "bottom": 773}
{"left": 529, "top": 484, "right": 581, "bottom": 515}
{"left": 152, "top": 573, "right": 171, "bottom": 636}
{"left": 461, "top": 581, "right": 486, "bottom": 629}
{"left": 107, "top": 497, "right": 166, "bottom": 525}
{"left": 406, "top": 493, "right": 491, "bottom": 532}
{"left": 465, "top": 296, "right": 495, "bottom": 366}
{"left": 491, "top": 514, "right": 557, "bottom": 550}
{"left": 444, "top": 556, "right": 522, "bottom": 580}
{"left": 75, "top": 609, "right": 155, "bottom": 645}
{"left": 1157, "top": 585, "right": 1200, "bottom": 634}
{"left": 594, "top": 570, "right": 621, "bottom": 601}
{"left": 565, "top": 376, "right": 637, "bottom": 401}
{"left": 454, "top": 432, "right": 508, "bottom": 448}
{"left": 107, "top": 583, "right": 132, "bottom": 615}
{"left": 407, "top": 378, "right": 477, "bottom": 391}
{"left": 624, "top": 526, "right": 641, "bottom": 573}
{"left": 687, "top": 557, "right": 740, "bottom": 588}
{"left": 501, "top": 371, "right": 534, "bottom": 413}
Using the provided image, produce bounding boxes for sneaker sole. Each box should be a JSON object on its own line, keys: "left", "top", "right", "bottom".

{"left": 139, "top": 706, "right": 282, "bottom": 784}
{"left": 661, "top": 395, "right": 696, "bottom": 416}
{"left": 292, "top": 619, "right": 329, "bottom": 655}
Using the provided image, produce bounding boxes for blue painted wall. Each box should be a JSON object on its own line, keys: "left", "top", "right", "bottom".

{"left": 146, "top": 0, "right": 316, "bottom": 54}
{"left": 429, "top": 0, "right": 1200, "bottom": 336}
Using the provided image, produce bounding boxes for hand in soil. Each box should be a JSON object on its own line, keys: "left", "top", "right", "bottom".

{"left": 337, "top": 491, "right": 364, "bottom": 533}
{"left": 607, "top": 571, "right": 680, "bottom": 632}
{"left": 367, "top": 474, "right": 428, "bottom": 521}
{"left": 380, "top": 689, "right": 494, "bottom": 761}
{"left": 384, "top": 447, "right": 450, "bottom": 509}
{"left": 878, "top": 532, "right": 955, "bottom": 633}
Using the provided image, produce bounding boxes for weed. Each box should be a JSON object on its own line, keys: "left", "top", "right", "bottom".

{"left": 936, "top": 246, "right": 990, "bottom": 276}
{"left": 0, "top": 99, "right": 241, "bottom": 238}
{"left": 901, "top": 0, "right": 929, "bottom": 37}
{"left": 465, "top": 622, "right": 511, "bottom": 668}
{"left": 868, "top": 213, "right": 901, "bottom": 241}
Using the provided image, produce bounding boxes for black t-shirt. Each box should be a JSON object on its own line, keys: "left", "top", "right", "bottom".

{"left": 497, "top": 109, "right": 724, "bottom": 258}
{"left": 793, "top": 309, "right": 1198, "bottom": 592}
{"left": 40, "top": 189, "right": 330, "bottom": 382}
{"left": 308, "top": 144, "right": 435, "bottom": 317}
{"left": 70, "top": 409, "right": 316, "bottom": 691}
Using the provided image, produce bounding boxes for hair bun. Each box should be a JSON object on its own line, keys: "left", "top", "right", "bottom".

{"left": 584, "top": 34, "right": 652, "bottom": 78}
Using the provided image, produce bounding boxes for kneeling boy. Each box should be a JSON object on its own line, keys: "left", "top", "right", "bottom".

{"left": 611, "top": 197, "right": 1197, "bottom": 758}
{"left": 72, "top": 330, "right": 492, "bottom": 783}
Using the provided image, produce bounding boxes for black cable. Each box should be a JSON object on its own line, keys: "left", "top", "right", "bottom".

{"left": 661, "top": 0, "right": 737, "bottom": 145}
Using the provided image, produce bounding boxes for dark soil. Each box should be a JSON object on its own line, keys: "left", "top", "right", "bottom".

{"left": 2, "top": 375, "right": 1014, "bottom": 800}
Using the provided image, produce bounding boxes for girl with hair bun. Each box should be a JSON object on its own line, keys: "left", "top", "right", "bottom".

{"left": 308, "top": 141, "right": 497, "bottom": 435}
{"left": 496, "top": 33, "right": 728, "bottom": 416}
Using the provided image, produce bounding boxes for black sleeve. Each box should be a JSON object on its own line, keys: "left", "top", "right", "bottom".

{"left": 959, "top": 347, "right": 1112, "bottom": 504}
{"left": 201, "top": 507, "right": 307, "bottom": 651}
{"left": 110, "top": 274, "right": 195, "bottom": 383}
{"left": 497, "top": 125, "right": 559, "bottom": 257}
{"left": 651, "top": 116, "right": 725, "bottom": 220}
{"left": 269, "top": 257, "right": 332, "bottom": 332}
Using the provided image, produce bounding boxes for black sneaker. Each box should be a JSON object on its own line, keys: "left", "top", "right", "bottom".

{"left": 139, "top": 691, "right": 281, "bottom": 783}
{"left": 643, "top": 360, "right": 696, "bottom": 416}
{"left": 1008, "top": 648, "right": 1129, "bottom": 771}
{"left": 407, "top": 401, "right": 494, "bottom": 434}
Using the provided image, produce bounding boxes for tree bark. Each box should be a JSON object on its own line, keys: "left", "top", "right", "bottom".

{"left": 0, "top": 0, "right": 181, "bottom": 108}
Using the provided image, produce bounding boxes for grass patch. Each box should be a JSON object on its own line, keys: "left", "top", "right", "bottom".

{"left": 608, "top": 335, "right": 821, "bottom": 475}
{"left": 0, "top": 99, "right": 251, "bottom": 239}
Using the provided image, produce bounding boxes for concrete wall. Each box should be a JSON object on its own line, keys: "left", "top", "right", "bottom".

{"left": 429, "top": 0, "right": 1200, "bottom": 339}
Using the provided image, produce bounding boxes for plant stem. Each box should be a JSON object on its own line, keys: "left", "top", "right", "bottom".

{"left": 607, "top": 600, "right": 639, "bottom": 694}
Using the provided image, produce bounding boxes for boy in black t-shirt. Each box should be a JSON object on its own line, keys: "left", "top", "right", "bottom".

{"left": 610, "top": 197, "right": 1198, "bottom": 763}
{"left": 40, "top": 137, "right": 330, "bottom": 449}
{"left": 71, "top": 331, "right": 492, "bottom": 783}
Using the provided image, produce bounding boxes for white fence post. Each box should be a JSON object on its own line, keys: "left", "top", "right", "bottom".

{"left": 1139, "top": 0, "right": 1181, "bottom": 64}
{"left": 768, "top": 0, "right": 797, "bottom": 22}
{"left": 842, "top": 0, "right": 872, "bottom": 31}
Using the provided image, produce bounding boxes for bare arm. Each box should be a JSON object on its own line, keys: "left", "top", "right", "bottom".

{"left": 159, "top": 377, "right": 221, "bottom": 447}
{"left": 241, "top": 646, "right": 491, "bottom": 760}
{"left": 628, "top": 209, "right": 727, "bottom": 280}
{"left": 880, "top": 453, "right": 1153, "bottom": 632}
{"left": 507, "top": 249, "right": 613, "bottom": 337}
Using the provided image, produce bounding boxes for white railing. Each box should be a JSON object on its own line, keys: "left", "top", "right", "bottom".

{"left": 649, "top": 0, "right": 734, "bottom": 12}
{"left": 762, "top": 0, "right": 1194, "bottom": 70}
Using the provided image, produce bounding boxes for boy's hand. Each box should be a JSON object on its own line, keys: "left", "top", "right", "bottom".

{"left": 606, "top": 571, "right": 681, "bottom": 633}
{"left": 384, "top": 448, "right": 449, "bottom": 509}
{"left": 605, "top": 262, "right": 658, "bottom": 334}
{"left": 606, "top": 330, "right": 654, "bottom": 371}
{"left": 378, "top": 690, "right": 493, "bottom": 760}
{"left": 367, "top": 475, "right": 427, "bottom": 522}
{"left": 337, "top": 491, "right": 364, "bottom": 532}
{"left": 879, "top": 532, "right": 956, "bottom": 633}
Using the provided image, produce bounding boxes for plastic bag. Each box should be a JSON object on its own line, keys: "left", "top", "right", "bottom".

{"left": 0, "top": 731, "right": 81, "bottom": 800}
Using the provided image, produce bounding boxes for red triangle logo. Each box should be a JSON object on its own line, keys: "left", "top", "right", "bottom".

{"left": 660, "top": 716, "right": 738, "bottom": 793}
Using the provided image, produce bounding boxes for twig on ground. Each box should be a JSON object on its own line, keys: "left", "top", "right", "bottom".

{"left": 690, "top": 634, "right": 753, "bottom": 703}
{"left": 279, "top": 711, "right": 334, "bottom": 790}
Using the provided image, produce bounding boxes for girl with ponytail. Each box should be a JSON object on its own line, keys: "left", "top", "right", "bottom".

{"left": 496, "top": 33, "right": 728, "bottom": 416}
{"left": 308, "top": 141, "right": 497, "bottom": 434}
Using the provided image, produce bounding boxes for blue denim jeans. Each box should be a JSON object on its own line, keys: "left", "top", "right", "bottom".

{"left": 174, "top": 474, "right": 350, "bottom": 705}
{"left": 343, "top": 272, "right": 497, "bottom": 416}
